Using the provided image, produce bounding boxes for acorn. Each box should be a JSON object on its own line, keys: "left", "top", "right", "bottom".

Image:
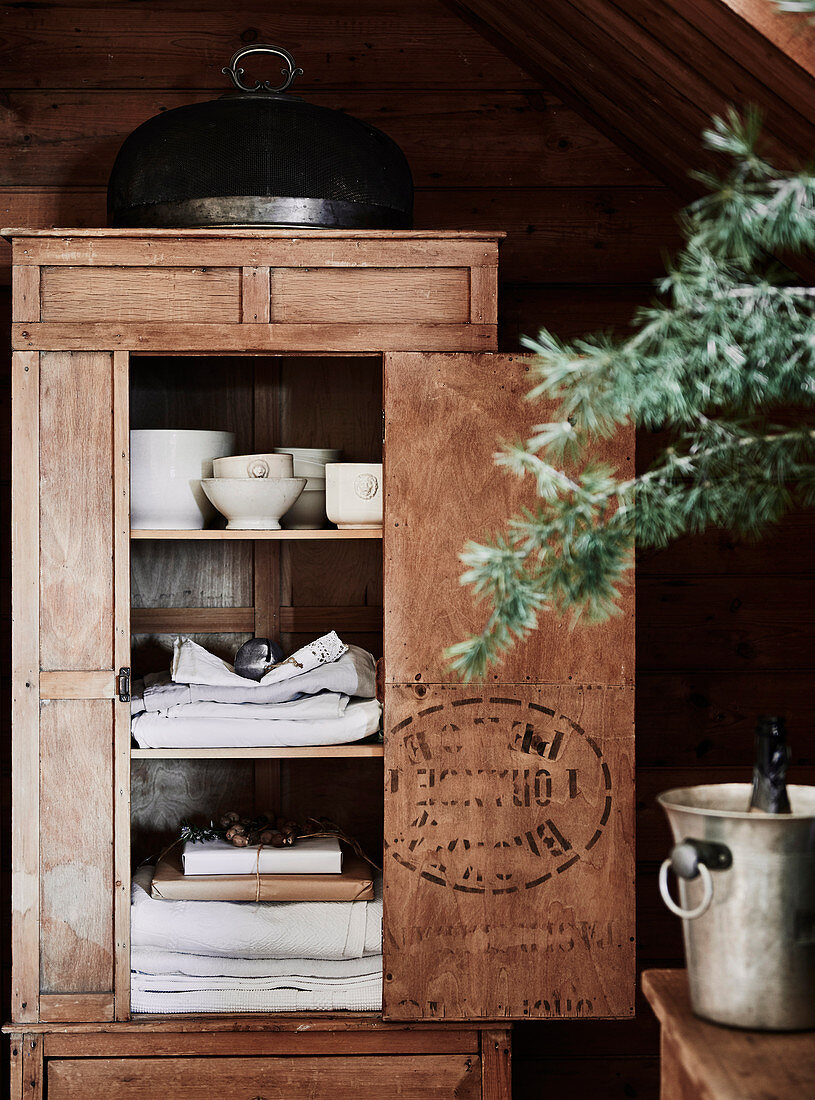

{"left": 232, "top": 834, "right": 249, "bottom": 847}
{"left": 270, "top": 832, "right": 286, "bottom": 848}
{"left": 258, "top": 829, "right": 274, "bottom": 845}
{"left": 220, "top": 811, "right": 240, "bottom": 827}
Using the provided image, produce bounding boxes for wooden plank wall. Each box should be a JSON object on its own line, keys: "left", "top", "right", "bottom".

{"left": 0, "top": 1, "right": 812, "bottom": 1096}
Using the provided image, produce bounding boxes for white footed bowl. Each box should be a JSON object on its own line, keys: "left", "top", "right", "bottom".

{"left": 274, "top": 447, "right": 342, "bottom": 480}
{"left": 326, "top": 463, "right": 383, "bottom": 528}
{"left": 213, "top": 452, "right": 294, "bottom": 479}
{"left": 201, "top": 477, "right": 307, "bottom": 530}
{"left": 282, "top": 480, "right": 326, "bottom": 530}
{"left": 131, "top": 429, "right": 235, "bottom": 530}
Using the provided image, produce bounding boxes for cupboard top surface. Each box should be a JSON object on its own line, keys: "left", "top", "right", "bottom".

{"left": 3, "top": 227, "right": 506, "bottom": 241}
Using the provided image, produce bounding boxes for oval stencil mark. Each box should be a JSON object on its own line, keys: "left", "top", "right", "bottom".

{"left": 386, "top": 696, "right": 613, "bottom": 892}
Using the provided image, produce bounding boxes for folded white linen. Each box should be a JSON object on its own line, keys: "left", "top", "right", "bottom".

{"left": 131, "top": 975, "right": 382, "bottom": 1013}
{"left": 131, "top": 947, "right": 380, "bottom": 980}
{"left": 138, "top": 646, "right": 376, "bottom": 710}
{"left": 172, "top": 632, "right": 347, "bottom": 688}
{"left": 131, "top": 867, "right": 383, "bottom": 960}
{"left": 134, "top": 691, "right": 349, "bottom": 723}
{"left": 131, "top": 697, "right": 380, "bottom": 748}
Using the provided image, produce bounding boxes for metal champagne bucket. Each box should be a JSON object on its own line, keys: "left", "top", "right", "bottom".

{"left": 658, "top": 783, "right": 815, "bottom": 1030}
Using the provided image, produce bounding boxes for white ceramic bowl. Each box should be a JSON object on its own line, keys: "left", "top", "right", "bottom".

{"left": 281, "top": 479, "right": 327, "bottom": 530}
{"left": 201, "top": 477, "right": 307, "bottom": 530}
{"left": 213, "top": 452, "right": 294, "bottom": 479}
{"left": 130, "top": 429, "right": 235, "bottom": 530}
{"left": 274, "top": 447, "right": 342, "bottom": 480}
{"left": 325, "top": 463, "right": 383, "bottom": 528}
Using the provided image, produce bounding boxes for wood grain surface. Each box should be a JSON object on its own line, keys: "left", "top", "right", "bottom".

{"left": 10, "top": 351, "right": 40, "bottom": 1022}
{"left": 643, "top": 969, "right": 815, "bottom": 1099}
{"left": 39, "top": 351, "right": 114, "bottom": 670}
{"left": 46, "top": 1055, "right": 482, "bottom": 1099}
{"left": 0, "top": 91, "right": 652, "bottom": 189}
{"left": 39, "top": 700, "right": 114, "bottom": 994}
{"left": 40, "top": 266, "right": 241, "bottom": 324}
{"left": 383, "top": 683, "right": 635, "bottom": 1020}
{"left": 384, "top": 352, "right": 634, "bottom": 686}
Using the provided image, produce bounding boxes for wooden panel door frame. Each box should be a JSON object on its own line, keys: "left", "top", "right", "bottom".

{"left": 11, "top": 347, "right": 131, "bottom": 1024}
{"left": 112, "top": 350, "right": 131, "bottom": 1020}
{"left": 11, "top": 350, "right": 41, "bottom": 1022}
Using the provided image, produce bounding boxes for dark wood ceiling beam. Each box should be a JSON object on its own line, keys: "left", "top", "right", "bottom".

{"left": 442, "top": 0, "right": 705, "bottom": 195}
{"left": 442, "top": 0, "right": 815, "bottom": 197}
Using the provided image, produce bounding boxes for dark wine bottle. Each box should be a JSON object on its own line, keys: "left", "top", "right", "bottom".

{"left": 748, "top": 715, "right": 791, "bottom": 813}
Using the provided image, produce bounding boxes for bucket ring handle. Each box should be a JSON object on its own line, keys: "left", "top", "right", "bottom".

{"left": 659, "top": 858, "right": 713, "bottom": 920}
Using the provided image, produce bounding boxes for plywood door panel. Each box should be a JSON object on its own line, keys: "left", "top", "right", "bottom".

{"left": 46, "top": 1055, "right": 482, "bottom": 1099}
{"left": 382, "top": 684, "right": 635, "bottom": 1020}
{"left": 383, "top": 353, "right": 634, "bottom": 686}
{"left": 39, "top": 351, "right": 114, "bottom": 670}
{"left": 39, "top": 700, "right": 113, "bottom": 993}
{"left": 40, "top": 267, "right": 241, "bottom": 323}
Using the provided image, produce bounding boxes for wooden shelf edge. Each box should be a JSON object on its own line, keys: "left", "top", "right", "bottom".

{"left": 131, "top": 528, "right": 383, "bottom": 540}
{"left": 131, "top": 744, "right": 385, "bottom": 760}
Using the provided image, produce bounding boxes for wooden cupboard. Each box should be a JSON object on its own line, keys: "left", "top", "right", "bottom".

{"left": 6, "top": 229, "right": 634, "bottom": 1097}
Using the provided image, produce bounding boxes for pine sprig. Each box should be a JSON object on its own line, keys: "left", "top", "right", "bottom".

{"left": 448, "top": 113, "right": 815, "bottom": 681}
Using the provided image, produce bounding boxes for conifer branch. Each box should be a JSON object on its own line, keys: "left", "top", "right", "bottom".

{"left": 448, "top": 113, "right": 815, "bottom": 681}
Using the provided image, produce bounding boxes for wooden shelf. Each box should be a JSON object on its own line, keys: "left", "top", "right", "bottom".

{"left": 131, "top": 528, "right": 383, "bottom": 540}
{"left": 131, "top": 743, "right": 384, "bottom": 760}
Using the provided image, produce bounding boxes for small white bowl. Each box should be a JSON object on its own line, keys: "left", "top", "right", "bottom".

{"left": 213, "top": 453, "right": 293, "bottom": 479}
{"left": 274, "top": 447, "right": 342, "bottom": 480}
{"left": 325, "top": 463, "right": 383, "bottom": 528}
{"left": 201, "top": 477, "right": 306, "bottom": 530}
{"left": 281, "top": 482, "right": 327, "bottom": 530}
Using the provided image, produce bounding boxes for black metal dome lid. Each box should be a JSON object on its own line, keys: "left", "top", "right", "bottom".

{"left": 107, "top": 44, "right": 414, "bottom": 229}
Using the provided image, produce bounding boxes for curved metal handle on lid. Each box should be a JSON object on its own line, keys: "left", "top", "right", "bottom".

{"left": 222, "top": 44, "right": 303, "bottom": 93}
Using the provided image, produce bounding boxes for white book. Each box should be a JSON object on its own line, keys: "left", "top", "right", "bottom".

{"left": 182, "top": 836, "right": 343, "bottom": 876}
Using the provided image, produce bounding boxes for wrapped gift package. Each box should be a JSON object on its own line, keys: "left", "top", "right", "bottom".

{"left": 153, "top": 850, "right": 374, "bottom": 902}
{"left": 182, "top": 835, "right": 342, "bottom": 876}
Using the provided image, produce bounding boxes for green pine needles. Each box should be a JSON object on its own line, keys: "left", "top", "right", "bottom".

{"left": 447, "top": 109, "right": 815, "bottom": 682}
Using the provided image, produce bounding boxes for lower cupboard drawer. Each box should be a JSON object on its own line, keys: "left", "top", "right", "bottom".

{"left": 46, "top": 1054, "right": 482, "bottom": 1098}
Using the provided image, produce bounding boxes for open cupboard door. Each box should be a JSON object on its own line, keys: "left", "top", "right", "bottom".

{"left": 381, "top": 352, "right": 635, "bottom": 1021}
{"left": 12, "top": 350, "right": 130, "bottom": 1023}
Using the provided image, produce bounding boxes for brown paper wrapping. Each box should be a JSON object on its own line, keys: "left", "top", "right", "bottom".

{"left": 150, "top": 849, "right": 375, "bottom": 902}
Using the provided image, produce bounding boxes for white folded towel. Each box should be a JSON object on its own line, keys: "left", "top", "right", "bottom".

{"left": 131, "top": 697, "right": 380, "bottom": 749}
{"left": 172, "top": 632, "right": 347, "bottom": 688}
{"left": 131, "top": 947, "right": 380, "bottom": 981}
{"left": 131, "top": 867, "right": 383, "bottom": 960}
{"left": 133, "top": 690, "right": 349, "bottom": 723}
{"left": 131, "top": 974, "right": 382, "bottom": 1013}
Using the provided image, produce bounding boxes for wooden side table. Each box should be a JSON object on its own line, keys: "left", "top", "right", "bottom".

{"left": 643, "top": 969, "right": 815, "bottom": 1099}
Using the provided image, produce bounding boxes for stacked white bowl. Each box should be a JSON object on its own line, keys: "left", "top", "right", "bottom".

{"left": 273, "top": 447, "right": 342, "bottom": 529}
{"left": 200, "top": 453, "right": 306, "bottom": 530}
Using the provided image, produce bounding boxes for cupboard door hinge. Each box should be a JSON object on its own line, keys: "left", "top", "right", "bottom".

{"left": 117, "top": 667, "right": 131, "bottom": 703}
{"left": 382, "top": 408, "right": 385, "bottom": 442}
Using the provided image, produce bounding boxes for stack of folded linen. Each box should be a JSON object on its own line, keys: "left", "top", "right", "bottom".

{"left": 131, "top": 632, "right": 381, "bottom": 749}
{"left": 130, "top": 866, "right": 383, "bottom": 1013}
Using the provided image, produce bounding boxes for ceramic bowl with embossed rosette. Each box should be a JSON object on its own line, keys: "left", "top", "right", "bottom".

{"left": 325, "top": 463, "right": 383, "bottom": 528}
{"left": 213, "top": 452, "right": 294, "bottom": 479}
